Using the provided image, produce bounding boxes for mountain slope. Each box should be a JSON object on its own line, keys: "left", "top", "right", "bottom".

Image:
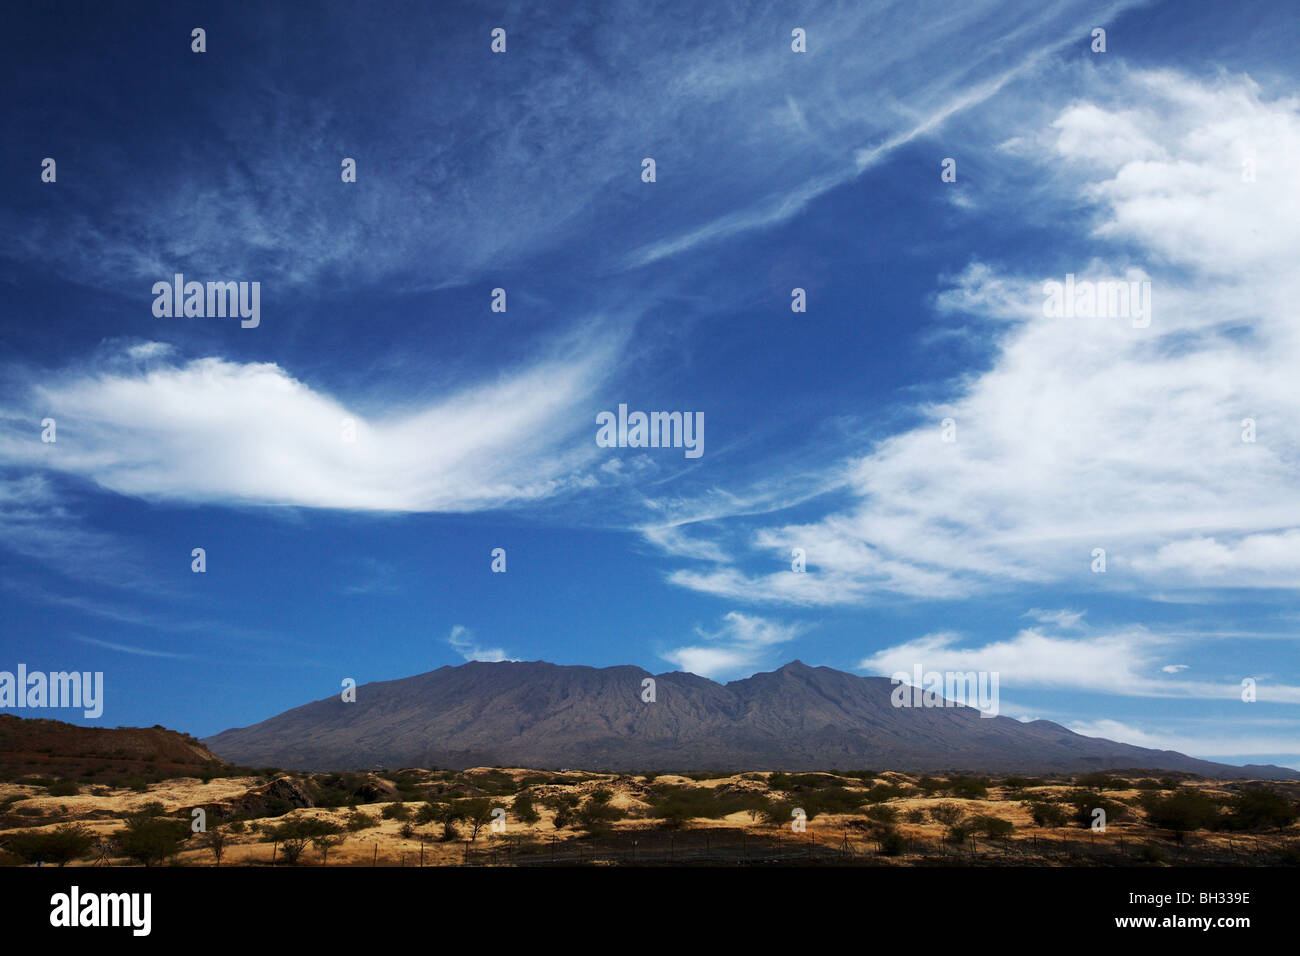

{"left": 0, "top": 714, "right": 228, "bottom": 779}
{"left": 202, "top": 660, "right": 1298, "bottom": 778}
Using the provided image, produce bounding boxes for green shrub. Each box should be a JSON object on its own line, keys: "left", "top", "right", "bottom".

{"left": 266, "top": 817, "right": 342, "bottom": 865}
{"left": 1027, "top": 802, "right": 1070, "bottom": 827}
{"left": 115, "top": 813, "right": 189, "bottom": 866}
{"left": 45, "top": 779, "right": 79, "bottom": 797}
{"left": 1075, "top": 772, "right": 1131, "bottom": 791}
{"left": 454, "top": 797, "right": 496, "bottom": 841}
{"left": 945, "top": 823, "right": 972, "bottom": 844}
{"left": 929, "top": 803, "right": 965, "bottom": 827}
{"left": 1062, "top": 792, "right": 1130, "bottom": 829}
{"left": 3, "top": 823, "right": 97, "bottom": 866}
{"left": 1226, "top": 788, "right": 1299, "bottom": 831}
{"left": 512, "top": 791, "right": 541, "bottom": 825}
{"left": 948, "top": 777, "right": 988, "bottom": 799}
{"left": 970, "top": 815, "right": 1014, "bottom": 838}
{"left": 380, "top": 802, "right": 411, "bottom": 821}
{"left": 864, "top": 784, "right": 903, "bottom": 803}
{"left": 878, "top": 829, "right": 908, "bottom": 856}
{"left": 1144, "top": 790, "right": 1222, "bottom": 838}
{"left": 865, "top": 805, "right": 898, "bottom": 824}
{"left": 645, "top": 785, "right": 761, "bottom": 823}
{"left": 346, "top": 809, "right": 379, "bottom": 832}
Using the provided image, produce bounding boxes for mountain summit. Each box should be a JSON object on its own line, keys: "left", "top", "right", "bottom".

{"left": 203, "top": 660, "right": 1297, "bottom": 778}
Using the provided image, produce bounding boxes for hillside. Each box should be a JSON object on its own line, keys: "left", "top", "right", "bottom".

{"left": 202, "top": 660, "right": 1299, "bottom": 779}
{"left": 0, "top": 714, "right": 227, "bottom": 780}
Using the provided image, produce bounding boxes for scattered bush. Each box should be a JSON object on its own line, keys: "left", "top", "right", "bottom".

{"left": 864, "top": 784, "right": 903, "bottom": 803}
{"left": 945, "top": 823, "right": 972, "bottom": 845}
{"left": 264, "top": 818, "right": 344, "bottom": 865}
{"left": 380, "top": 802, "right": 411, "bottom": 821}
{"left": 865, "top": 805, "right": 898, "bottom": 824}
{"left": 969, "top": 815, "right": 1014, "bottom": 838}
{"left": 3, "top": 823, "right": 97, "bottom": 866}
{"left": 455, "top": 797, "right": 497, "bottom": 841}
{"left": 948, "top": 777, "right": 989, "bottom": 799}
{"left": 345, "top": 810, "right": 379, "bottom": 832}
{"left": 114, "top": 810, "right": 189, "bottom": 866}
{"left": 916, "top": 777, "right": 944, "bottom": 795}
{"left": 1144, "top": 790, "right": 1222, "bottom": 839}
{"left": 1027, "top": 802, "right": 1070, "bottom": 827}
{"left": 878, "top": 829, "right": 908, "bottom": 856}
{"left": 512, "top": 791, "right": 541, "bottom": 825}
{"left": 645, "top": 785, "right": 762, "bottom": 825}
{"left": 1225, "top": 788, "right": 1299, "bottom": 831}
{"left": 929, "top": 803, "right": 965, "bottom": 827}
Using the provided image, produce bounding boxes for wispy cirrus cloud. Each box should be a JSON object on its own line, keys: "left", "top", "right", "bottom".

{"left": 653, "top": 68, "right": 1300, "bottom": 605}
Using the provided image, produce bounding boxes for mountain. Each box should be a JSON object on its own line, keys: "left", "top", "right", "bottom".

{"left": 202, "top": 660, "right": 1299, "bottom": 778}
{"left": 0, "top": 714, "right": 228, "bottom": 779}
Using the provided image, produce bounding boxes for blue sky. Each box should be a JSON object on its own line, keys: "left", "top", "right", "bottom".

{"left": 2, "top": 0, "right": 1298, "bottom": 768}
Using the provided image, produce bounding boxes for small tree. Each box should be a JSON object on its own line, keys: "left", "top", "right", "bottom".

{"left": 878, "top": 828, "right": 907, "bottom": 856}
{"left": 1145, "top": 789, "right": 1222, "bottom": 841}
{"left": 456, "top": 798, "right": 495, "bottom": 841}
{"left": 512, "top": 791, "right": 541, "bottom": 825}
{"left": 1227, "top": 788, "right": 1299, "bottom": 831}
{"left": 970, "top": 815, "right": 1014, "bottom": 838}
{"left": 311, "top": 824, "right": 346, "bottom": 865}
{"left": 1026, "top": 802, "right": 1069, "bottom": 827}
{"left": 266, "top": 818, "right": 339, "bottom": 865}
{"left": 201, "top": 826, "right": 228, "bottom": 866}
{"left": 4, "top": 823, "right": 97, "bottom": 866}
{"left": 865, "top": 805, "right": 898, "bottom": 824}
{"left": 948, "top": 777, "right": 988, "bottom": 799}
{"left": 929, "top": 803, "right": 965, "bottom": 827}
{"left": 115, "top": 813, "right": 190, "bottom": 866}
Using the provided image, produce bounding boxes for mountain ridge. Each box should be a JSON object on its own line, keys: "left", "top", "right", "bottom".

{"left": 202, "top": 660, "right": 1299, "bottom": 779}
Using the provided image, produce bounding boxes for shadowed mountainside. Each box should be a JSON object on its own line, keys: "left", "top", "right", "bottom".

{"left": 201, "top": 660, "right": 1299, "bottom": 779}
{"left": 0, "top": 714, "right": 227, "bottom": 779}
